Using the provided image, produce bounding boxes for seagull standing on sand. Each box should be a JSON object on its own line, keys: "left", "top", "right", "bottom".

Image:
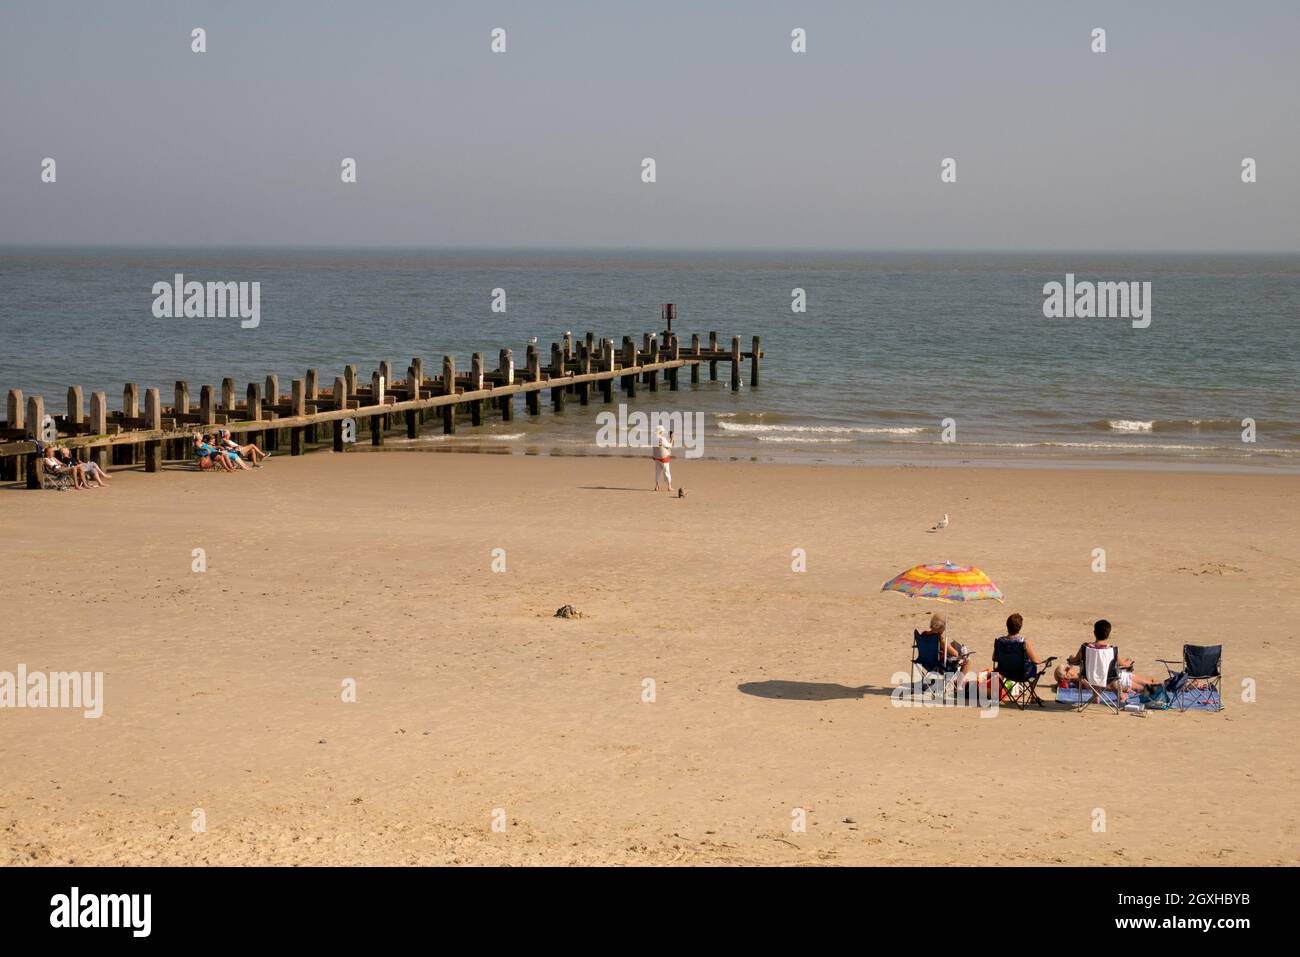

{"left": 931, "top": 513, "right": 949, "bottom": 531}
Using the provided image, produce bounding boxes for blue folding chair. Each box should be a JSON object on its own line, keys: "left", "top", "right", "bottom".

{"left": 1157, "top": 644, "right": 1223, "bottom": 712}
{"left": 991, "top": 638, "right": 1056, "bottom": 710}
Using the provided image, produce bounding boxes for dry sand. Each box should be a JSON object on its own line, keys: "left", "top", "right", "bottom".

{"left": 1, "top": 451, "right": 1297, "bottom": 866}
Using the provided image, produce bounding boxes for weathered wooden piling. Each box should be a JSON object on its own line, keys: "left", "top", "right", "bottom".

{"left": 25, "top": 395, "right": 44, "bottom": 488}
{"left": 332, "top": 376, "right": 348, "bottom": 452}
{"left": 118, "top": 383, "right": 139, "bottom": 465}
{"left": 526, "top": 348, "right": 541, "bottom": 416}
{"left": 470, "top": 353, "right": 485, "bottom": 425}
{"left": 143, "top": 388, "right": 162, "bottom": 472}
{"left": 498, "top": 349, "right": 514, "bottom": 421}
{"left": 550, "top": 344, "right": 566, "bottom": 412}
{"left": 730, "top": 336, "right": 742, "bottom": 391}
{"left": 371, "top": 372, "right": 385, "bottom": 445}
{"left": 89, "top": 391, "right": 107, "bottom": 467}
{"left": 291, "top": 379, "right": 307, "bottom": 455}
{"left": 305, "top": 369, "right": 320, "bottom": 442}
{"left": 751, "top": 335, "right": 761, "bottom": 388}
{"left": 441, "top": 356, "right": 457, "bottom": 434}
{"left": 690, "top": 334, "right": 701, "bottom": 384}
{"left": 709, "top": 332, "right": 719, "bottom": 380}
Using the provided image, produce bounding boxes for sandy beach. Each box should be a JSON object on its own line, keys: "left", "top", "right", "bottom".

{"left": 2, "top": 451, "right": 1297, "bottom": 866}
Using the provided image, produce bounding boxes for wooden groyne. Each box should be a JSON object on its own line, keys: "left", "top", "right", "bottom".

{"left": 0, "top": 307, "right": 762, "bottom": 487}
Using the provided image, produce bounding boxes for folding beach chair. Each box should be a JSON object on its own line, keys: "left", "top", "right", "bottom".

{"left": 1157, "top": 644, "right": 1223, "bottom": 712}
{"left": 910, "top": 630, "right": 972, "bottom": 699}
{"left": 1076, "top": 644, "right": 1121, "bottom": 714}
{"left": 33, "top": 441, "right": 73, "bottom": 491}
{"left": 991, "top": 639, "right": 1056, "bottom": 710}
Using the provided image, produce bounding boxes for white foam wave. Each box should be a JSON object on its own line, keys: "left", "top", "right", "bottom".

{"left": 717, "top": 422, "right": 925, "bottom": 435}
{"left": 1108, "top": 420, "right": 1154, "bottom": 432}
{"left": 756, "top": 436, "right": 855, "bottom": 444}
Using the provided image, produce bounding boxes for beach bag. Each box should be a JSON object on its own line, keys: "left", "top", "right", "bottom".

{"left": 1142, "top": 684, "right": 1170, "bottom": 706}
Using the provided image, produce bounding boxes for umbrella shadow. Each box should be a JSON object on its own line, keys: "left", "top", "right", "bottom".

{"left": 738, "top": 680, "right": 899, "bottom": 701}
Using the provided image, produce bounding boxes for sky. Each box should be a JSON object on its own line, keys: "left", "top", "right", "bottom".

{"left": 1, "top": 0, "right": 1296, "bottom": 251}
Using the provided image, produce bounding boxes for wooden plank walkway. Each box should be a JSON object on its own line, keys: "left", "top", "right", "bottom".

{"left": 1, "top": 312, "right": 762, "bottom": 487}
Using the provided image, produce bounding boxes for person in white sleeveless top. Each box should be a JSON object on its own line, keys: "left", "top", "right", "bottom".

{"left": 653, "top": 425, "right": 673, "bottom": 492}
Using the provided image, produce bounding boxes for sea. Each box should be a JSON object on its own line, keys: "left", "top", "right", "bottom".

{"left": 1, "top": 248, "right": 1297, "bottom": 472}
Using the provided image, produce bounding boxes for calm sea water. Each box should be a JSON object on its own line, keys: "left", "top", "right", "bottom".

{"left": 1, "top": 248, "right": 1297, "bottom": 470}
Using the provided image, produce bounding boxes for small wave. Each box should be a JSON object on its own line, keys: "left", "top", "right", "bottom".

{"left": 717, "top": 422, "right": 926, "bottom": 435}
{"left": 756, "top": 436, "right": 855, "bottom": 444}
{"left": 1106, "top": 420, "right": 1154, "bottom": 433}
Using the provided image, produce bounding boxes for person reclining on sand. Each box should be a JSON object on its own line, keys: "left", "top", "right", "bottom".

{"left": 209, "top": 433, "right": 252, "bottom": 471}
{"left": 194, "top": 433, "right": 235, "bottom": 472}
{"left": 920, "top": 612, "right": 974, "bottom": 679}
{"left": 991, "top": 612, "right": 1043, "bottom": 677}
{"left": 57, "top": 446, "right": 110, "bottom": 487}
{"left": 43, "top": 446, "right": 88, "bottom": 488}
{"left": 1066, "top": 619, "right": 1159, "bottom": 704}
{"left": 220, "top": 429, "right": 267, "bottom": 466}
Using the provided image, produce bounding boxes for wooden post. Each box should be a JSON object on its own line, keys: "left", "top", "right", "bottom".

{"left": 442, "top": 356, "right": 457, "bottom": 434}
{"left": 600, "top": 339, "right": 615, "bottom": 403}
{"left": 144, "top": 388, "right": 162, "bottom": 472}
{"left": 550, "top": 344, "right": 566, "bottom": 412}
{"left": 405, "top": 366, "right": 420, "bottom": 439}
{"left": 89, "top": 391, "right": 108, "bottom": 468}
{"left": 371, "top": 371, "right": 385, "bottom": 446}
{"left": 577, "top": 346, "right": 591, "bottom": 406}
{"left": 730, "top": 336, "right": 741, "bottom": 391}
{"left": 67, "top": 385, "right": 85, "bottom": 430}
{"left": 332, "top": 376, "right": 348, "bottom": 452}
{"left": 25, "top": 395, "right": 45, "bottom": 488}
{"left": 305, "top": 369, "right": 319, "bottom": 443}
{"left": 221, "top": 378, "right": 236, "bottom": 413}
{"left": 409, "top": 357, "right": 426, "bottom": 425}
{"left": 170, "top": 381, "right": 188, "bottom": 458}
{"left": 750, "top": 335, "right": 761, "bottom": 388}
{"left": 344, "top": 365, "right": 358, "bottom": 399}
{"left": 622, "top": 338, "right": 638, "bottom": 398}
{"left": 119, "top": 384, "right": 139, "bottom": 465}
{"left": 647, "top": 339, "right": 659, "bottom": 392}
{"left": 470, "top": 353, "right": 484, "bottom": 426}
{"left": 709, "top": 331, "right": 719, "bottom": 380}
{"left": 263, "top": 375, "right": 280, "bottom": 450}
{"left": 498, "top": 348, "right": 514, "bottom": 421}
{"left": 667, "top": 335, "right": 680, "bottom": 391}
{"left": 246, "top": 381, "right": 263, "bottom": 452}
{"left": 690, "top": 333, "right": 701, "bottom": 384}
{"left": 526, "top": 348, "right": 541, "bottom": 416}
{"left": 563, "top": 331, "right": 574, "bottom": 362}
{"left": 199, "top": 385, "right": 216, "bottom": 426}
{"left": 291, "top": 379, "right": 306, "bottom": 455}
{"left": 4, "top": 390, "right": 22, "bottom": 482}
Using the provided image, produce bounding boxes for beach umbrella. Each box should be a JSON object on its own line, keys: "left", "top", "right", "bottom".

{"left": 881, "top": 561, "right": 1004, "bottom": 604}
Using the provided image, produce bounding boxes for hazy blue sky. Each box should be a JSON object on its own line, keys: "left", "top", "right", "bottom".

{"left": 1, "top": 0, "right": 1296, "bottom": 250}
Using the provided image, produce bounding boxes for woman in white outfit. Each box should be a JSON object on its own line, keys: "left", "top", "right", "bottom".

{"left": 653, "top": 426, "right": 673, "bottom": 492}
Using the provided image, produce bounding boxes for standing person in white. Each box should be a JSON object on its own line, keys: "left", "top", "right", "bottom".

{"left": 653, "top": 425, "right": 673, "bottom": 492}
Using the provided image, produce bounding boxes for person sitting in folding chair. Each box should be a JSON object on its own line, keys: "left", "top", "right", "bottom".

{"left": 1068, "top": 619, "right": 1158, "bottom": 710}
{"left": 911, "top": 612, "right": 973, "bottom": 696}
{"left": 1156, "top": 644, "right": 1223, "bottom": 712}
{"left": 990, "top": 613, "right": 1056, "bottom": 709}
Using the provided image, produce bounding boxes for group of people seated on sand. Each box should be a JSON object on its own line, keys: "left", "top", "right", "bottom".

{"left": 41, "top": 443, "right": 113, "bottom": 489}
{"left": 919, "top": 612, "right": 1159, "bottom": 705}
{"left": 192, "top": 430, "right": 269, "bottom": 471}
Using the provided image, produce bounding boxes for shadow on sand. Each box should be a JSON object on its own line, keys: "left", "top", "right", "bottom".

{"left": 737, "top": 680, "right": 899, "bottom": 701}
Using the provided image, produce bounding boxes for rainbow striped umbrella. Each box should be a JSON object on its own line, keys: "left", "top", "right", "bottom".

{"left": 881, "top": 561, "right": 1004, "bottom": 604}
